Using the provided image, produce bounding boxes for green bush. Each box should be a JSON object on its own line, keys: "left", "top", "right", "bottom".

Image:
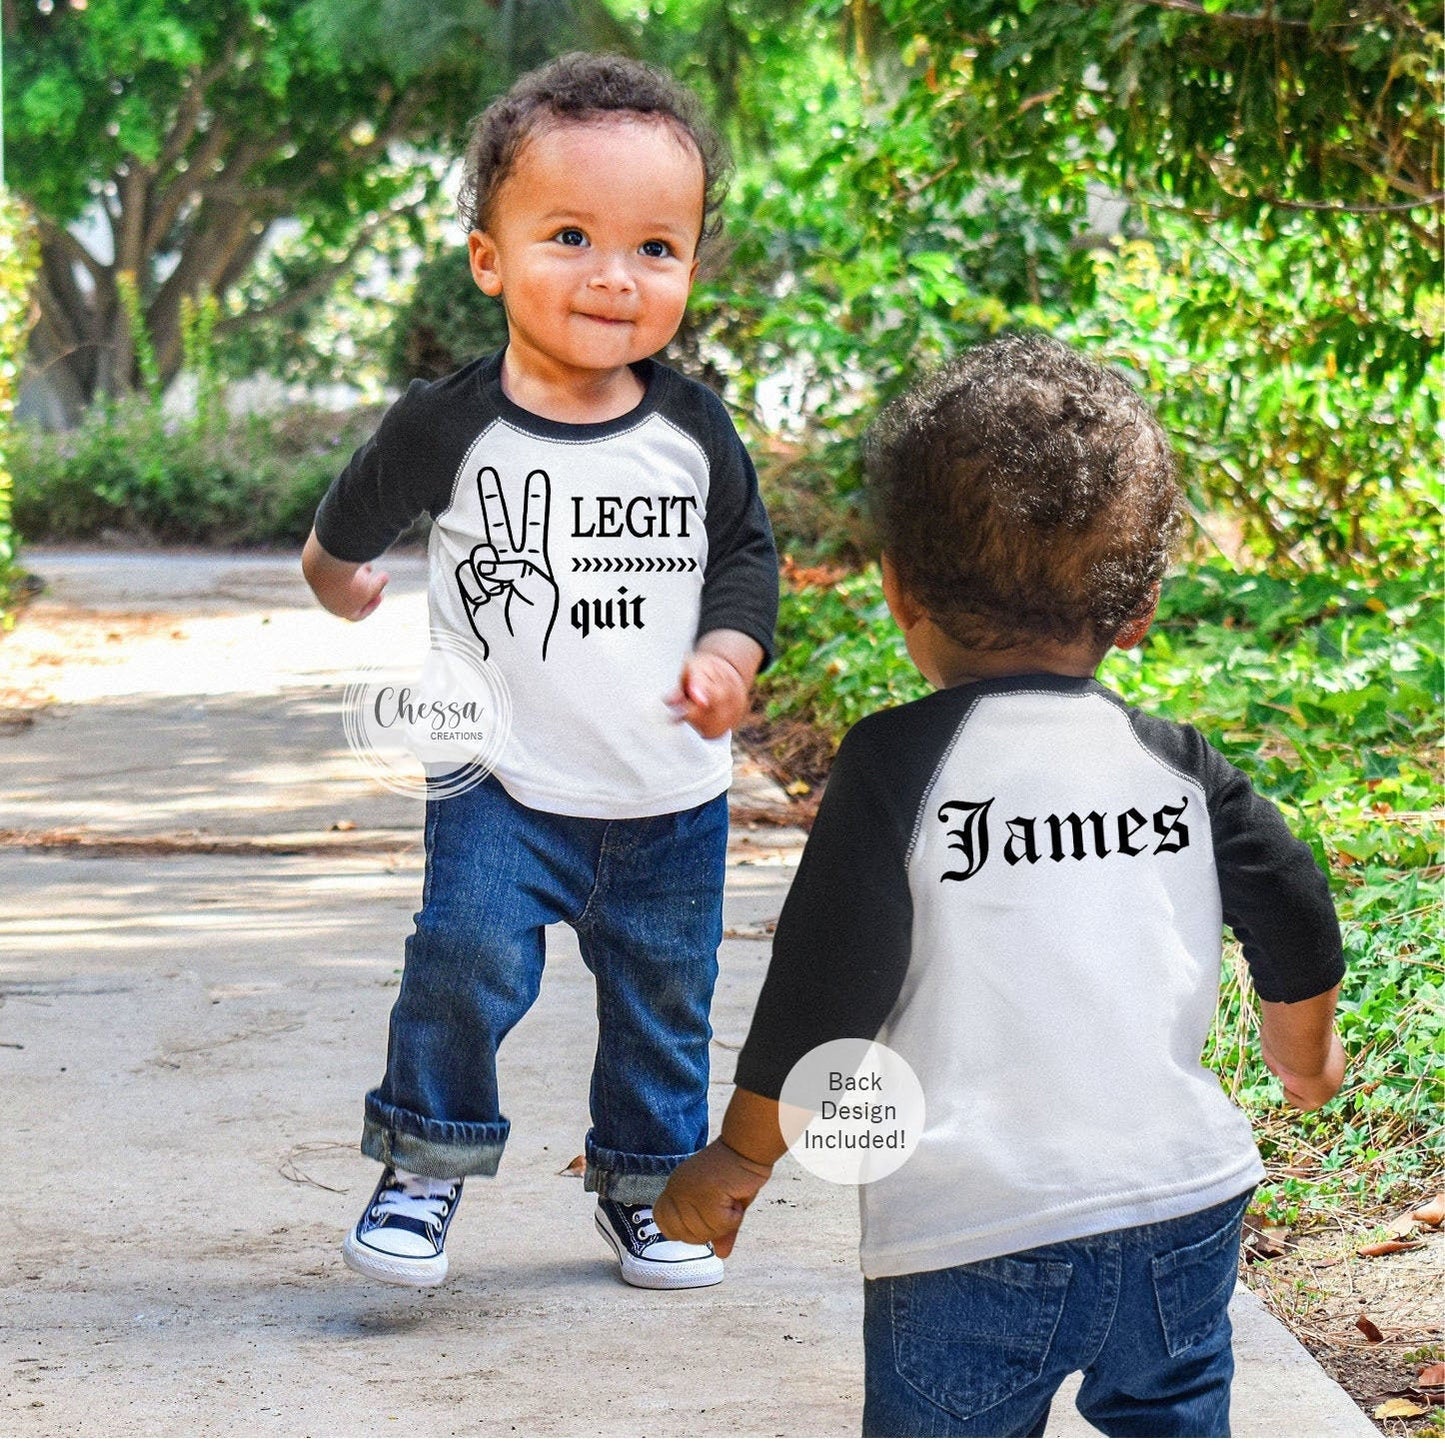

{"left": 0, "top": 195, "right": 40, "bottom": 622}
{"left": 12, "top": 399, "right": 386, "bottom": 547}
{"left": 386, "top": 248, "right": 509, "bottom": 386}
{"left": 1064, "top": 225, "right": 1443, "bottom": 570}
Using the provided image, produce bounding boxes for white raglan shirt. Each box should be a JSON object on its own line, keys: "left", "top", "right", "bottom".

{"left": 735, "top": 675, "right": 1345, "bottom": 1278}
{"left": 315, "top": 352, "right": 778, "bottom": 818}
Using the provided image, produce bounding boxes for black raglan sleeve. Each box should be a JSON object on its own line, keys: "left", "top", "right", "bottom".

{"left": 696, "top": 391, "right": 779, "bottom": 667}
{"left": 313, "top": 380, "right": 445, "bottom": 563}
{"left": 1202, "top": 742, "right": 1346, "bottom": 1002}
{"left": 1130, "top": 708, "right": 1345, "bottom": 1003}
{"left": 734, "top": 715, "right": 916, "bottom": 1100}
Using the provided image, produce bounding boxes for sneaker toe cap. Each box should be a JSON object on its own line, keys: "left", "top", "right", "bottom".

{"left": 355, "top": 1225, "right": 440, "bottom": 1260}
{"left": 638, "top": 1238, "right": 715, "bottom": 1263}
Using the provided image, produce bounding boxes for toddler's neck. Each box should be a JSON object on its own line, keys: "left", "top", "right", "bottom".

{"left": 499, "top": 347, "right": 646, "bottom": 424}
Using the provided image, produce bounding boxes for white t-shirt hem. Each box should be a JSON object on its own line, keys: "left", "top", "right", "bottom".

{"left": 490, "top": 760, "right": 734, "bottom": 820}
{"left": 860, "top": 1154, "right": 1264, "bottom": 1280}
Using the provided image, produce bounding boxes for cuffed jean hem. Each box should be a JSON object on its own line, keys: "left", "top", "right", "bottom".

{"left": 362, "top": 1092, "right": 509, "bottom": 1178}
{"left": 583, "top": 1130, "right": 692, "bottom": 1205}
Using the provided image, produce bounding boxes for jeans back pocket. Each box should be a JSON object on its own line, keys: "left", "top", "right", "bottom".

{"left": 889, "top": 1254, "right": 1073, "bottom": 1421}
{"left": 1149, "top": 1197, "right": 1249, "bottom": 1359}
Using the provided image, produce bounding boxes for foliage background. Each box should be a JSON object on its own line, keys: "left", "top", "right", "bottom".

{"left": 0, "top": 194, "right": 39, "bottom": 626}
{"left": 4, "top": 0, "right": 1441, "bottom": 1233}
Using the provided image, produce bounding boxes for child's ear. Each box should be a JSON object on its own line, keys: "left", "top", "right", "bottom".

{"left": 468, "top": 230, "right": 504, "bottom": 297}
{"left": 880, "top": 553, "right": 924, "bottom": 631}
{"left": 1112, "top": 583, "right": 1161, "bottom": 650}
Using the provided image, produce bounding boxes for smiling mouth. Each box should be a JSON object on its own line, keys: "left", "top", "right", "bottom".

{"left": 577, "top": 313, "right": 635, "bottom": 326}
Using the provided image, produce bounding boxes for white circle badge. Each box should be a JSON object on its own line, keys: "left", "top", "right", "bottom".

{"left": 778, "top": 1039, "right": 925, "bottom": 1185}
{"left": 341, "top": 631, "right": 512, "bottom": 800}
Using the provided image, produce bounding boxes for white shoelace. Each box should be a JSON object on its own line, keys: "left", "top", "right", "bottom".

{"left": 631, "top": 1207, "right": 661, "bottom": 1244}
{"left": 372, "top": 1171, "right": 459, "bottom": 1226}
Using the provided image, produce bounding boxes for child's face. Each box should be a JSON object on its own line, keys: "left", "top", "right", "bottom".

{"left": 468, "top": 117, "right": 704, "bottom": 385}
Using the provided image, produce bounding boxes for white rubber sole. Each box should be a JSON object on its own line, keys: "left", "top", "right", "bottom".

{"left": 343, "top": 1227, "right": 449, "bottom": 1288}
{"left": 594, "top": 1215, "right": 724, "bottom": 1290}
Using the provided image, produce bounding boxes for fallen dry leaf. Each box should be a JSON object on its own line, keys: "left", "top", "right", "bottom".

{"left": 558, "top": 1154, "right": 585, "bottom": 1177}
{"left": 1386, "top": 1208, "right": 1421, "bottom": 1238}
{"left": 1374, "top": 1399, "right": 1427, "bottom": 1421}
{"left": 1411, "top": 1193, "right": 1445, "bottom": 1228}
{"left": 1356, "top": 1313, "right": 1386, "bottom": 1343}
{"left": 1418, "top": 1363, "right": 1445, "bottom": 1389}
{"left": 1242, "top": 1219, "right": 1289, "bottom": 1259}
{"left": 1358, "top": 1238, "right": 1426, "bottom": 1258}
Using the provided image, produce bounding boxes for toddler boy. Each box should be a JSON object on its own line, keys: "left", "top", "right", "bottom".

{"left": 303, "top": 53, "right": 777, "bottom": 1290}
{"left": 656, "top": 332, "right": 1344, "bottom": 1432}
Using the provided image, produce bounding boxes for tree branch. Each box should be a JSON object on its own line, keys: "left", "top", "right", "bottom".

{"left": 116, "top": 166, "right": 148, "bottom": 277}
{"left": 155, "top": 41, "right": 239, "bottom": 176}
{"left": 144, "top": 121, "right": 233, "bottom": 255}
{"left": 32, "top": 264, "right": 84, "bottom": 353}
{"left": 1339, "top": 147, "right": 1442, "bottom": 204}
{"left": 197, "top": 181, "right": 293, "bottom": 207}
{"left": 149, "top": 207, "right": 258, "bottom": 378}
{"left": 1399, "top": 210, "right": 1444, "bottom": 256}
{"left": 146, "top": 135, "right": 268, "bottom": 313}
{"left": 1128, "top": 0, "right": 1332, "bottom": 31}
{"left": 1256, "top": 189, "right": 1444, "bottom": 215}
{"left": 35, "top": 215, "right": 109, "bottom": 287}
{"left": 212, "top": 229, "right": 271, "bottom": 297}
{"left": 215, "top": 210, "right": 397, "bottom": 332}
{"left": 351, "top": 91, "right": 424, "bottom": 163}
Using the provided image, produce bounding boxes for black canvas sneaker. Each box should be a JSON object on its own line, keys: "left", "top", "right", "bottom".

{"left": 594, "top": 1199, "right": 724, "bottom": 1289}
{"left": 343, "top": 1168, "right": 462, "bottom": 1287}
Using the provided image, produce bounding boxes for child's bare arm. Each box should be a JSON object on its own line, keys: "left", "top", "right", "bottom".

{"left": 302, "top": 527, "right": 388, "bottom": 621}
{"left": 1260, "top": 986, "right": 1345, "bottom": 1111}
{"left": 654, "top": 1087, "right": 785, "bottom": 1255}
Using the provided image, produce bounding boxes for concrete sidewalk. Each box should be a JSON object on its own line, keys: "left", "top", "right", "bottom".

{"left": 0, "top": 549, "right": 1376, "bottom": 1437}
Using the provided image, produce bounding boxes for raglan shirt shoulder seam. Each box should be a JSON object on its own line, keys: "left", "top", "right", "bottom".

{"left": 1098, "top": 688, "right": 1345, "bottom": 1004}
{"left": 314, "top": 373, "right": 472, "bottom": 563}
{"left": 733, "top": 709, "right": 918, "bottom": 1099}
{"left": 733, "top": 696, "right": 963, "bottom": 1100}
{"left": 676, "top": 379, "right": 779, "bottom": 668}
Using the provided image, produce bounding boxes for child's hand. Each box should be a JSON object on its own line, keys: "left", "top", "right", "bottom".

{"left": 302, "top": 529, "right": 388, "bottom": 621}
{"left": 1259, "top": 990, "right": 1346, "bottom": 1112}
{"left": 654, "top": 1140, "right": 772, "bottom": 1258}
{"left": 666, "top": 650, "right": 750, "bottom": 739}
{"left": 1263, "top": 1029, "right": 1346, "bottom": 1111}
{"left": 324, "top": 561, "right": 388, "bottom": 621}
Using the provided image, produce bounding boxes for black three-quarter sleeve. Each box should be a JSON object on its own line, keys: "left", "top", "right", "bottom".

{"left": 313, "top": 380, "right": 446, "bottom": 563}
{"left": 1203, "top": 749, "right": 1346, "bottom": 1003}
{"left": 734, "top": 714, "right": 917, "bottom": 1099}
{"left": 1126, "top": 706, "right": 1346, "bottom": 1004}
{"left": 695, "top": 391, "right": 778, "bottom": 667}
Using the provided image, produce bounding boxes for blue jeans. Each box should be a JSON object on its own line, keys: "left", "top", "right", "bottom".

{"left": 862, "top": 1190, "right": 1254, "bottom": 1438}
{"left": 361, "top": 772, "right": 728, "bottom": 1204}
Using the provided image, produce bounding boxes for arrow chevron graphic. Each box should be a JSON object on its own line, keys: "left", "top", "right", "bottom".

{"left": 571, "top": 556, "right": 699, "bottom": 573}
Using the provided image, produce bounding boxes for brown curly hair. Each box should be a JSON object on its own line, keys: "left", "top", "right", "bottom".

{"left": 864, "top": 331, "right": 1183, "bottom": 652}
{"left": 457, "top": 52, "right": 730, "bottom": 246}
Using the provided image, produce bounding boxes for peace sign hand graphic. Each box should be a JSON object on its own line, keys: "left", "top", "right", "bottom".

{"left": 454, "top": 466, "right": 559, "bottom": 661}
